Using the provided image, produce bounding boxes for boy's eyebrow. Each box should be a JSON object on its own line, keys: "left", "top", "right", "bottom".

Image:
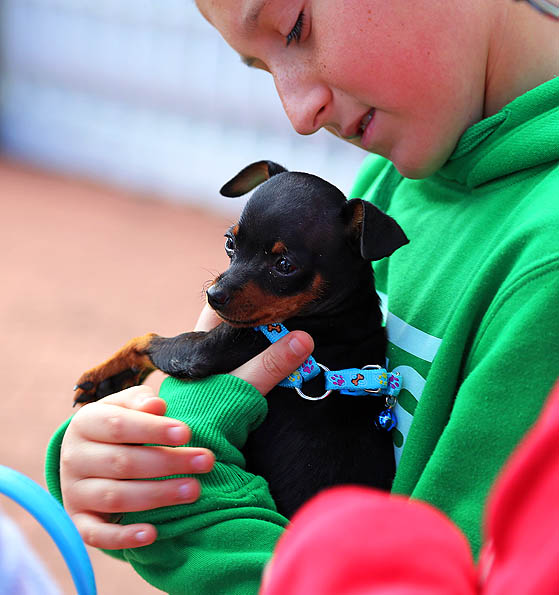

{"left": 240, "top": 55, "right": 256, "bottom": 67}
{"left": 242, "top": 0, "right": 272, "bottom": 32}
{"left": 239, "top": 0, "right": 274, "bottom": 68}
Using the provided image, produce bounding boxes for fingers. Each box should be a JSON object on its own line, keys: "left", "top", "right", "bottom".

{"left": 72, "top": 512, "right": 158, "bottom": 550}
{"left": 62, "top": 442, "right": 214, "bottom": 480}
{"left": 231, "top": 331, "right": 314, "bottom": 396}
{"left": 60, "top": 385, "right": 215, "bottom": 550}
{"left": 194, "top": 304, "right": 222, "bottom": 332}
{"left": 69, "top": 476, "right": 201, "bottom": 514}
{"left": 71, "top": 402, "right": 192, "bottom": 446}
{"left": 96, "top": 385, "right": 167, "bottom": 416}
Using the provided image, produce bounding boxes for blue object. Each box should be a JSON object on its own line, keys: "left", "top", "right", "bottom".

{"left": 324, "top": 367, "right": 401, "bottom": 397}
{"left": 517, "top": 0, "right": 559, "bottom": 19}
{"left": 0, "top": 465, "right": 97, "bottom": 595}
{"left": 256, "top": 323, "right": 401, "bottom": 397}
{"left": 375, "top": 408, "right": 398, "bottom": 432}
{"left": 256, "top": 322, "right": 402, "bottom": 430}
{"left": 255, "top": 323, "right": 321, "bottom": 388}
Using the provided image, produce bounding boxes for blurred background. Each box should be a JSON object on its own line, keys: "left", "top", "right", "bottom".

{"left": 0, "top": 1, "right": 365, "bottom": 593}
{"left": 1, "top": 0, "right": 364, "bottom": 212}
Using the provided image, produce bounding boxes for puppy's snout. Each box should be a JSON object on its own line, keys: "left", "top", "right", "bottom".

{"left": 206, "top": 284, "right": 231, "bottom": 309}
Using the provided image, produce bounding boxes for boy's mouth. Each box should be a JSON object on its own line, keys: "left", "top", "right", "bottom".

{"left": 358, "top": 109, "right": 375, "bottom": 135}
{"left": 342, "top": 108, "right": 376, "bottom": 141}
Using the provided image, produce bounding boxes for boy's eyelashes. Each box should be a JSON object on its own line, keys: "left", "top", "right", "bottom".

{"left": 286, "top": 11, "right": 305, "bottom": 47}
{"left": 239, "top": 7, "right": 309, "bottom": 69}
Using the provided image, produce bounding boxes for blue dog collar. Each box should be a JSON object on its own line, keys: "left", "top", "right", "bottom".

{"left": 254, "top": 322, "right": 401, "bottom": 431}
{"left": 255, "top": 323, "right": 401, "bottom": 397}
{"left": 325, "top": 367, "right": 401, "bottom": 397}
{"left": 255, "top": 323, "right": 401, "bottom": 431}
{"left": 255, "top": 323, "right": 321, "bottom": 388}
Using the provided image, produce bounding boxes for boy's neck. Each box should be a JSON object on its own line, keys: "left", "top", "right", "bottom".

{"left": 484, "top": 1, "right": 559, "bottom": 117}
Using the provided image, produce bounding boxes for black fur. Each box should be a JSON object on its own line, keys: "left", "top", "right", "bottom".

{"left": 75, "top": 161, "right": 409, "bottom": 518}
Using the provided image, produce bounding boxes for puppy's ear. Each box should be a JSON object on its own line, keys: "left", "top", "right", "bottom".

{"left": 343, "top": 199, "right": 409, "bottom": 261}
{"left": 220, "top": 161, "right": 287, "bottom": 197}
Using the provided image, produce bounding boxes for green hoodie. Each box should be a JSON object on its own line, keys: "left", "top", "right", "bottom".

{"left": 45, "top": 78, "right": 559, "bottom": 594}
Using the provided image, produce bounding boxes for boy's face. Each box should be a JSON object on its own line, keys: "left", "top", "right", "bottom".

{"left": 197, "top": 0, "right": 491, "bottom": 178}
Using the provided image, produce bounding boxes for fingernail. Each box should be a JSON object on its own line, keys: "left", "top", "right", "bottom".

{"left": 167, "top": 426, "right": 187, "bottom": 444}
{"left": 178, "top": 480, "right": 197, "bottom": 501}
{"left": 191, "top": 454, "right": 213, "bottom": 472}
{"left": 288, "top": 336, "right": 308, "bottom": 357}
{"left": 135, "top": 530, "right": 149, "bottom": 543}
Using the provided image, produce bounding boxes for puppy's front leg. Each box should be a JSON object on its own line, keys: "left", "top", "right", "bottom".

{"left": 148, "top": 323, "right": 261, "bottom": 379}
{"left": 73, "top": 324, "right": 261, "bottom": 405}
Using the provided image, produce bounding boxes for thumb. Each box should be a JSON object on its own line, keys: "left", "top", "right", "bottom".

{"left": 194, "top": 304, "right": 222, "bottom": 332}
{"left": 231, "top": 331, "right": 314, "bottom": 396}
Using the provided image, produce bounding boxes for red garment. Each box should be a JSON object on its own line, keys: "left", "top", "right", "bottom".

{"left": 262, "top": 386, "right": 559, "bottom": 594}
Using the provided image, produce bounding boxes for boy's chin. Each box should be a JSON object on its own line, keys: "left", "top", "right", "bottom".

{"left": 392, "top": 159, "right": 444, "bottom": 180}
{"left": 388, "top": 142, "right": 457, "bottom": 180}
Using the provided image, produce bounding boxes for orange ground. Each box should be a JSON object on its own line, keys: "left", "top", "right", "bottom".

{"left": 0, "top": 158, "right": 234, "bottom": 593}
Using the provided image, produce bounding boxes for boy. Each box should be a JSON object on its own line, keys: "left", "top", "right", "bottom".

{"left": 46, "top": 1, "right": 558, "bottom": 592}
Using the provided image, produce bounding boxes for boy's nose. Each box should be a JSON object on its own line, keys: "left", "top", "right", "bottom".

{"left": 275, "top": 76, "right": 332, "bottom": 136}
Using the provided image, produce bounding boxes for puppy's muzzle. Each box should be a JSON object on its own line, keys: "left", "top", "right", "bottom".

{"left": 206, "top": 284, "right": 232, "bottom": 310}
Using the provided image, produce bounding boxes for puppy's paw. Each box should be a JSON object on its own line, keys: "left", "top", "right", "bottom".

{"left": 73, "top": 366, "right": 152, "bottom": 405}
{"left": 72, "top": 333, "right": 157, "bottom": 406}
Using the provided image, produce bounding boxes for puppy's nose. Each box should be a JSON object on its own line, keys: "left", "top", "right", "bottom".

{"left": 206, "top": 285, "right": 231, "bottom": 309}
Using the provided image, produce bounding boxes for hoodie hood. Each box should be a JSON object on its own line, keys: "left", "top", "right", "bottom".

{"left": 438, "top": 76, "right": 559, "bottom": 189}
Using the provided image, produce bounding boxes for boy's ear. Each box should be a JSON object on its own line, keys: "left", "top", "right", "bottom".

{"left": 343, "top": 199, "right": 409, "bottom": 261}
{"left": 220, "top": 161, "right": 287, "bottom": 197}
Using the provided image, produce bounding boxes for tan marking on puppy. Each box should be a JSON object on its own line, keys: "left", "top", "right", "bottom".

{"left": 231, "top": 224, "right": 239, "bottom": 236}
{"left": 218, "top": 274, "right": 325, "bottom": 326}
{"left": 349, "top": 200, "right": 364, "bottom": 241}
{"left": 73, "top": 333, "right": 157, "bottom": 403}
{"left": 271, "top": 241, "right": 287, "bottom": 254}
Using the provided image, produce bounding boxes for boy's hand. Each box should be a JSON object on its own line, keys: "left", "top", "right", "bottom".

{"left": 60, "top": 319, "right": 314, "bottom": 550}
{"left": 196, "top": 303, "right": 315, "bottom": 394}
{"left": 194, "top": 303, "right": 223, "bottom": 332}
{"left": 60, "top": 386, "right": 214, "bottom": 550}
{"left": 231, "top": 330, "right": 314, "bottom": 395}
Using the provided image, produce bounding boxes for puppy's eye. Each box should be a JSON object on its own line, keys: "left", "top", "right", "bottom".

{"left": 274, "top": 256, "right": 296, "bottom": 275}
{"left": 224, "top": 236, "right": 236, "bottom": 257}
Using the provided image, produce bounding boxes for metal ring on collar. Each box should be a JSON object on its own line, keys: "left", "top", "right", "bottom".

{"left": 295, "top": 362, "right": 332, "bottom": 401}
{"left": 362, "top": 364, "right": 382, "bottom": 394}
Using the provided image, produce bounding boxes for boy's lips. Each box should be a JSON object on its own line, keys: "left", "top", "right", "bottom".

{"left": 343, "top": 108, "right": 376, "bottom": 145}
{"left": 358, "top": 109, "right": 376, "bottom": 148}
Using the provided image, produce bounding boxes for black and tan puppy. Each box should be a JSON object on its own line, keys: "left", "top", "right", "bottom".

{"left": 74, "top": 161, "right": 408, "bottom": 518}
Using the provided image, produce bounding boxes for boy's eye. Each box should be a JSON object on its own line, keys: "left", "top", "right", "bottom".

{"left": 224, "top": 236, "right": 236, "bottom": 256}
{"left": 286, "top": 11, "right": 305, "bottom": 47}
{"left": 274, "top": 256, "right": 297, "bottom": 275}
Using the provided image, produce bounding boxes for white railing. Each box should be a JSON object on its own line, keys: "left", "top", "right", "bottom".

{"left": 0, "top": 0, "right": 366, "bottom": 213}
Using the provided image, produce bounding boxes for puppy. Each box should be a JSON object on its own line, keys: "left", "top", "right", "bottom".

{"left": 74, "top": 161, "right": 408, "bottom": 518}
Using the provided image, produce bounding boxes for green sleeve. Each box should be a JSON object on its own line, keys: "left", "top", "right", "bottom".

{"left": 45, "top": 416, "right": 72, "bottom": 505}
{"left": 45, "top": 375, "right": 288, "bottom": 594}
{"left": 394, "top": 260, "right": 559, "bottom": 557}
